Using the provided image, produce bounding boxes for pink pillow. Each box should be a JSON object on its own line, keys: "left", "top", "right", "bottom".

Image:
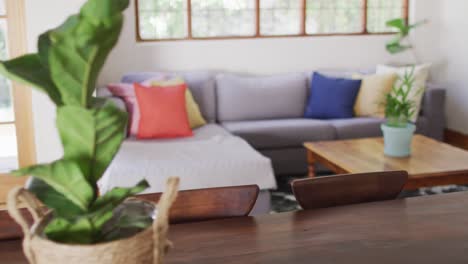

{"left": 107, "top": 83, "right": 140, "bottom": 137}
{"left": 107, "top": 77, "right": 174, "bottom": 137}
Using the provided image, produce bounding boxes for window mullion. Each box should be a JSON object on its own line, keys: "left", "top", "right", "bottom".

{"left": 187, "top": 0, "right": 192, "bottom": 39}
{"left": 362, "top": 0, "right": 368, "bottom": 33}
{"left": 301, "top": 0, "right": 306, "bottom": 35}
{"left": 255, "top": 0, "right": 260, "bottom": 36}
{"left": 403, "top": 0, "right": 409, "bottom": 24}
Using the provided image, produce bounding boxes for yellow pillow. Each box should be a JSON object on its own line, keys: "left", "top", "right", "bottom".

{"left": 352, "top": 73, "right": 398, "bottom": 117}
{"left": 150, "top": 78, "right": 207, "bottom": 129}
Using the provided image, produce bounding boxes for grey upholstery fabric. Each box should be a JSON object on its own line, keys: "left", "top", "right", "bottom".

{"left": 222, "top": 119, "right": 335, "bottom": 149}
{"left": 182, "top": 73, "right": 217, "bottom": 123}
{"left": 420, "top": 84, "right": 446, "bottom": 140}
{"left": 415, "top": 116, "right": 429, "bottom": 135}
{"left": 327, "top": 117, "right": 384, "bottom": 139}
{"left": 121, "top": 71, "right": 217, "bottom": 122}
{"left": 250, "top": 191, "right": 272, "bottom": 215}
{"left": 312, "top": 68, "right": 375, "bottom": 79}
{"left": 121, "top": 72, "right": 172, "bottom": 83}
{"left": 260, "top": 148, "right": 308, "bottom": 175}
{"left": 216, "top": 73, "right": 308, "bottom": 122}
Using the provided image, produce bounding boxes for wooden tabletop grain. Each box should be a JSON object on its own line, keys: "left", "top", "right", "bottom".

{"left": 304, "top": 135, "right": 468, "bottom": 189}
{"left": 3, "top": 192, "right": 468, "bottom": 263}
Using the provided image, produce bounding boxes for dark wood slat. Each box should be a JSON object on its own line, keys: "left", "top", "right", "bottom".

{"left": 292, "top": 171, "right": 408, "bottom": 210}
{"left": 0, "top": 185, "right": 259, "bottom": 240}
{"left": 300, "top": 0, "right": 306, "bottom": 35}
{"left": 4, "top": 192, "right": 468, "bottom": 263}
{"left": 0, "top": 209, "right": 32, "bottom": 241}
{"left": 445, "top": 129, "right": 468, "bottom": 150}
{"left": 139, "top": 185, "right": 259, "bottom": 224}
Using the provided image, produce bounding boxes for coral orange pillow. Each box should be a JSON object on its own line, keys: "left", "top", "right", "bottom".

{"left": 134, "top": 83, "right": 193, "bottom": 139}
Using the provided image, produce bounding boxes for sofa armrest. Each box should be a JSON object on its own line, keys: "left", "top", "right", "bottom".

{"left": 420, "top": 83, "right": 446, "bottom": 140}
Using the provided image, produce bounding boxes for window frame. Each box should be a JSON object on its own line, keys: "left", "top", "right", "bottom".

{"left": 135, "top": 0, "right": 409, "bottom": 42}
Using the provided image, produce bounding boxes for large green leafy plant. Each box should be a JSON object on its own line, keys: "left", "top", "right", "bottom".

{"left": 0, "top": 0, "right": 150, "bottom": 244}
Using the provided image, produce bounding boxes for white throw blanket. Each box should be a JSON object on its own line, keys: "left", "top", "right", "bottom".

{"left": 99, "top": 125, "right": 277, "bottom": 194}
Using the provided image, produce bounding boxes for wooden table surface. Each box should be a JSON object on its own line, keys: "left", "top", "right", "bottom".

{"left": 304, "top": 135, "right": 468, "bottom": 189}
{"left": 3, "top": 192, "right": 468, "bottom": 263}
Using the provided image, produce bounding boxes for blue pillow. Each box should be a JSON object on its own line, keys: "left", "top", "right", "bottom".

{"left": 304, "top": 72, "right": 361, "bottom": 119}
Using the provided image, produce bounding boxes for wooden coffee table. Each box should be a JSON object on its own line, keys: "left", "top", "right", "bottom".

{"left": 304, "top": 135, "right": 468, "bottom": 190}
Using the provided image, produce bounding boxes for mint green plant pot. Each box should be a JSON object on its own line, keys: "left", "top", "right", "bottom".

{"left": 381, "top": 123, "right": 416, "bottom": 158}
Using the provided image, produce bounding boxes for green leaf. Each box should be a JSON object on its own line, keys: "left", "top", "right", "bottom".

{"left": 384, "top": 68, "right": 419, "bottom": 124}
{"left": 13, "top": 160, "right": 94, "bottom": 211}
{"left": 385, "top": 18, "right": 426, "bottom": 55}
{"left": 386, "top": 18, "right": 410, "bottom": 36}
{"left": 91, "top": 180, "right": 150, "bottom": 212}
{"left": 48, "top": 5, "right": 125, "bottom": 107}
{"left": 81, "top": 0, "right": 130, "bottom": 20}
{"left": 28, "top": 178, "right": 84, "bottom": 218}
{"left": 100, "top": 214, "right": 152, "bottom": 242}
{"left": 0, "top": 54, "right": 62, "bottom": 105}
{"left": 91, "top": 210, "right": 114, "bottom": 231}
{"left": 386, "top": 41, "right": 412, "bottom": 54}
{"left": 56, "top": 100, "right": 128, "bottom": 183}
{"left": 44, "top": 217, "right": 94, "bottom": 244}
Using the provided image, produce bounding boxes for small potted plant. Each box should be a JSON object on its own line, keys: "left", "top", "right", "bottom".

{"left": 381, "top": 68, "right": 420, "bottom": 157}
{"left": 2, "top": 0, "right": 178, "bottom": 263}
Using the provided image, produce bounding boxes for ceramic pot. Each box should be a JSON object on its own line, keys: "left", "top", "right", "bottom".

{"left": 381, "top": 123, "right": 416, "bottom": 157}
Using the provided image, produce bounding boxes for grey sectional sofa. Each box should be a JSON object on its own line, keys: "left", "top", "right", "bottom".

{"left": 103, "top": 69, "right": 446, "bottom": 176}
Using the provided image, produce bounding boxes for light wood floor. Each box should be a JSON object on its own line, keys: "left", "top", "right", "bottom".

{"left": 0, "top": 174, "right": 27, "bottom": 207}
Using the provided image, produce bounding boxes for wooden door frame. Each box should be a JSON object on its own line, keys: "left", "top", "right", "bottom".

{"left": 0, "top": 0, "right": 34, "bottom": 204}
{"left": 6, "top": 0, "right": 36, "bottom": 168}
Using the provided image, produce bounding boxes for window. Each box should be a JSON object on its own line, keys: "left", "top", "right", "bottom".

{"left": 191, "top": 0, "right": 256, "bottom": 37}
{"left": 306, "top": 0, "right": 363, "bottom": 34}
{"left": 136, "top": 0, "right": 409, "bottom": 41}
{"left": 367, "top": 0, "right": 407, "bottom": 33}
{"left": 260, "top": 0, "right": 302, "bottom": 36}
{"left": 0, "top": 0, "right": 17, "bottom": 172}
{"left": 137, "top": 0, "right": 188, "bottom": 39}
{"left": 0, "top": 9, "right": 12, "bottom": 124}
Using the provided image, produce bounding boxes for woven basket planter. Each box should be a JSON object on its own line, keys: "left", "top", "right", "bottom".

{"left": 8, "top": 178, "right": 179, "bottom": 264}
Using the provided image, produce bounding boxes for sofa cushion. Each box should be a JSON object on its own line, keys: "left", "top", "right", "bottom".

{"left": 304, "top": 72, "right": 361, "bottom": 119}
{"left": 327, "top": 118, "right": 384, "bottom": 139}
{"left": 352, "top": 73, "right": 397, "bottom": 118}
{"left": 99, "top": 124, "right": 276, "bottom": 193}
{"left": 144, "top": 77, "right": 207, "bottom": 129}
{"left": 222, "top": 119, "right": 336, "bottom": 149}
{"left": 135, "top": 83, "right": 193, "bottom": 139}
{"left": 121, "top": 71, "right": 217, "bottom": 122}
{"left": 216, "top": 73, "right": 308, "bottom": 122}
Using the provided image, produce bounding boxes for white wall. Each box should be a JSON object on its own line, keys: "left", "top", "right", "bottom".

{"left": 435, "top": 0, "right": 468, "bottom": 133}
{"left": 24, "top": 0, "right": 464, "bottom": 162}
